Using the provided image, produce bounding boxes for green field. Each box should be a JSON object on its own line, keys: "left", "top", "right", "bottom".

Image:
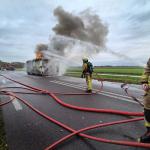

{"left": 65, "top": 66, "right": 144, "bottom": 84}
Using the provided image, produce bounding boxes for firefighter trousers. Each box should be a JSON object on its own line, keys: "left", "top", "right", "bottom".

{"left": 143, "top": 92, "right": 150, "bottom": 127}
{"left": 85, "top": 74, "right": 92, "bottom": 90}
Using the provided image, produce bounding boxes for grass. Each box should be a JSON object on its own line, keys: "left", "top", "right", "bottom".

{"left": 0, "top": 98, "right": 8, "bottom": 150}
{"left": 94, "top": 74, "right": 140, "bottom": 84}
{"left": 15, "top": 68, "right": 25, "bottom": 71}
{"left": 65, "top": 66, "right": 144, "bottom": 84}
{"left": 67, "top": 66, "right": 144, "bottom": 75}
{"left": 94, "top": 67, "right": 143, "bottom": 75}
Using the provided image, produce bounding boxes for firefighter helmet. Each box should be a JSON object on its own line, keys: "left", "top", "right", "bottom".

{"left": 82, "top": 57, "right": 88, "bottom": 62}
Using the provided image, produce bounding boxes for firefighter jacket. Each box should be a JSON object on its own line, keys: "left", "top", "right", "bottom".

{"left": 82, "top": 63, "right": 88, "bottom": 74}
{"left": 141, "top": 65, "right": 150, "bottom": 93}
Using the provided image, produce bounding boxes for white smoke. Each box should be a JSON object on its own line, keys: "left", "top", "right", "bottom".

{"left": 42, "top": 7, "right": 108, "bottom": 75}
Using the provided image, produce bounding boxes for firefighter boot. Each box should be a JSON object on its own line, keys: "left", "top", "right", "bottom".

{"left": 138, "top": 128, "right": 150, "bottom": 143}
{"left": 138, "top": 109, "right": 150, "bottom": 143}
{"left": 86, "top": 89, "right": 92, "bottom": 93}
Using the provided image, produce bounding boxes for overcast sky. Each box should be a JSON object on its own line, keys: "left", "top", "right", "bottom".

{"left": 0, "top": 0, "right": 150, "bottom": 66}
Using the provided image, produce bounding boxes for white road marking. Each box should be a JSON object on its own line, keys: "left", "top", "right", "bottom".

{"left": 50, "top": 80, "right": 139, "bottom": 104}
{"left": 11, "top": 97, "right": 23, "bottom": 111}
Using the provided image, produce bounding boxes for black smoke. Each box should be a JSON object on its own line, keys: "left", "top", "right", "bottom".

{"left": 53, "top": 7, "right": 108, "bottom": 47}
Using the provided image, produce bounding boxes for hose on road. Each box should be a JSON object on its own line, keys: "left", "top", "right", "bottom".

{"left": 121, "top": 83, "right": 144, "bottom": 107}
{"left": 0, "top": 74, "right": 149, "bottom": 150}
{"left": 0, "top": 93, "right": 15, "bottom": 106}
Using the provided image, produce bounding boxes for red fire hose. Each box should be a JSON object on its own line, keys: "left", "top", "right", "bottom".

{"left": 0, "top": 93, "right": 15, "bottom": 106}
{"left": 4, "top": 92, "right": 148, "bottom": 150}
{"left": 0, "top": 74, "right": 149, "bottom": 150}
{"left": 0, "top": 74, "right": 143, "bottom": 116}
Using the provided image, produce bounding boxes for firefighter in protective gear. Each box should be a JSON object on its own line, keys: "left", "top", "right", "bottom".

{"left": 81, "top": 57, "right": 92, "bottom": 93}
{"left": 139, "top": 58, "right": 150, "bottom": 143}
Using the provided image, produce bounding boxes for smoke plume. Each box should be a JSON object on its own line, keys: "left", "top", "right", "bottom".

{"left": 36, "top": 7, "right": 109, "bottom": 75}
{"left": 45, "top": 6, "right": 108, "bottom": 66}
{"left": 33, "top": 7, "right": 144, "bottom": 76}
{"left": 53, "top": 7, "right": 108, "bottom": 47}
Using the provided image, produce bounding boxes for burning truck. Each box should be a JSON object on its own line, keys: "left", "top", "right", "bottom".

{"left": 26, "top": 44, "right": 59, "bottom": 76}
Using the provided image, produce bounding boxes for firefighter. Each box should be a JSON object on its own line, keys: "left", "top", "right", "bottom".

{"left": 139, "top": 58, "right": 150, "bottom": 143}
{"left": 81, "top": 57, "right": 93, "bottom": 93}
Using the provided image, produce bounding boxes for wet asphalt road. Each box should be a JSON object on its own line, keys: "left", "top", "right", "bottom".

{"left": 0, "top": 71, "right": 148, "bottom": 150}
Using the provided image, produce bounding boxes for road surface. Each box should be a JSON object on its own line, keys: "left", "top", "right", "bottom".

{"left": 0, "top": 71, "right": 148, "bottom": 150}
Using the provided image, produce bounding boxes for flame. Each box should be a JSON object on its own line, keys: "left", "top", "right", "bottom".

{"left": 36, "top": 51, "right": 43, "bottom": 59}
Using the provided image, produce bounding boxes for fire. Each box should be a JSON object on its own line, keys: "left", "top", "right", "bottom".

{"left": 36, "top": 51, "right": 43, "bottom": 59}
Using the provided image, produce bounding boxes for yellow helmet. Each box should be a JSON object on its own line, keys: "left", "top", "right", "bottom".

{"left": 82, "top": 57, "right": 88, "bottom": 62}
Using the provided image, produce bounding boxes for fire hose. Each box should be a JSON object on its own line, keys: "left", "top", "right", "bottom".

{"left": 0, "top": 74, "right": 150, "bottom": 150}
{"left": 0, "top": 93, "right": 15, "bottom": 106}
{"left": 121, "top": 83, "right": 144, "bottom": 107}
{"left": 0, "top": 74, "right": 143, "bottom": 116}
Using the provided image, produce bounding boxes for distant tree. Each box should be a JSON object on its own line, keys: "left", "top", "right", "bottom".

{"left": 11, "top": 62, "right": 25, "bottom": 68}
